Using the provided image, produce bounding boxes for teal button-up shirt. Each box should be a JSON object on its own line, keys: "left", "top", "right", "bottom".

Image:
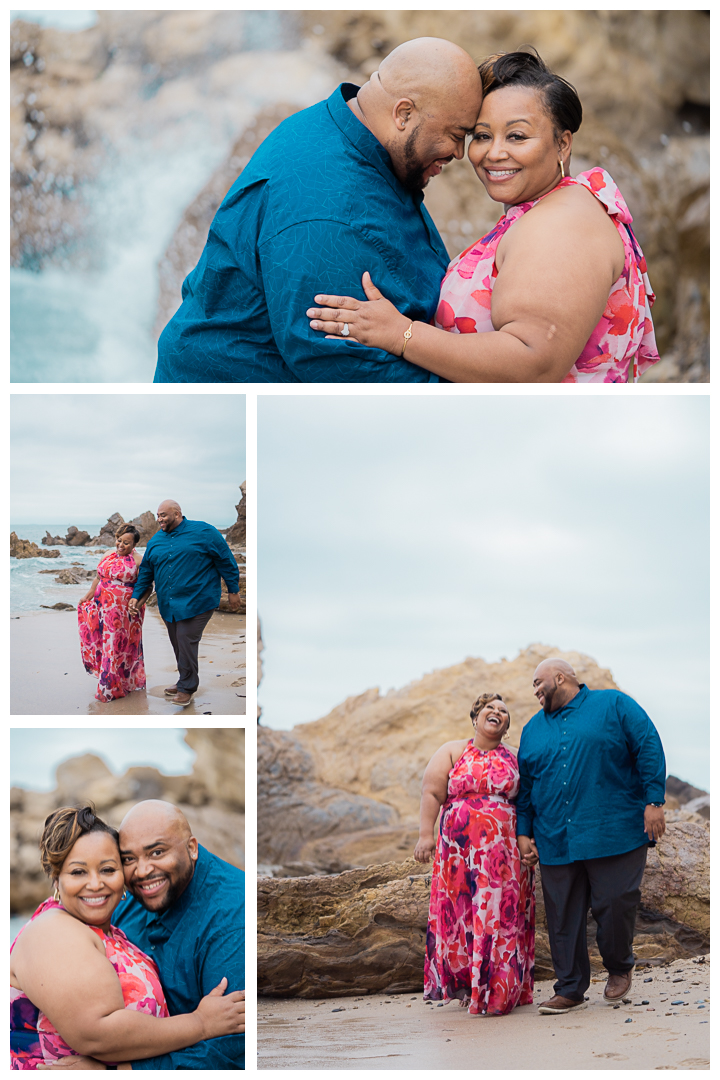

{"left": 131, "top": 517, "right": 239, "bottom": 622}
{"left": 114, "top": 845, "right": 245, "bottom": 1070}
{"left": 155, "top": 83, "right": 449, "bottom": 382}
{"left": 516, "top": 685, "right": 666, "bottom": 864}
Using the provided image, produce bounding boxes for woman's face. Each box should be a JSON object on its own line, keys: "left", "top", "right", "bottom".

{"left": 468, "top": 85, "right": 571, "bottom": 205}
{"left": 55, "top": 831, "right": 125, "bottom": 931}
{"left": 116, "top": 532, "right": 136, "bottom": 556}
{"left": 475, "top": 698, "right": 510, "bottom": 741}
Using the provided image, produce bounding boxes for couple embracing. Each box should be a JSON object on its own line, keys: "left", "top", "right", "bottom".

{"left": 11, "top": 800, "right": 244, "bottom": 1069}
{"left": 416, "top": 658, "right": 666, "bottom": 1016}
{"left": 157, "top": 38, "right": 659, "bottom": 384}
{"left": 77, "top": 501, "right": 241, "bottom": 707}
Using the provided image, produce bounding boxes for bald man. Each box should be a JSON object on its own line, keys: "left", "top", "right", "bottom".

{"left": 129, "top": 501, "right": 242, "bottom": 706}
{"left": 155, "top": 37, "right": 483, "bottom": 382}
{"left": 515, "top": 659, "right": 666, "bottom": 1016}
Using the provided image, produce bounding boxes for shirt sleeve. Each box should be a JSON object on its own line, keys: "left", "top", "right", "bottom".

{"left": 515, "top": 736, "right": 536, "bottom": 838}
{"left": 617, "top": 694, "right": 666, "bottom": 803}
{"left": 260, "top": 219, "right": 439, "bottom": 383}
{"left": 131, "top": 923, "right": 245, "bottom": 1070}
{"left": 131, "top": 549, "right": 155, "bottom": 601}
{"left": 209, "top": 528, "right": 241, "bottom": 593}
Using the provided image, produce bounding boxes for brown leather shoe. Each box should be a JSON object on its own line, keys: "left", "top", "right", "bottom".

{"left": 603, "top": 970, "right": 633, "bottom": 1002}
{"left": 537, "top": 994, "right": 588, "bottom": 1015}
{"left": 172, "top": 691, "right": 194, "bottom": 707}
{"left": 164, "top": 685, "right": 179, "bottom": 697}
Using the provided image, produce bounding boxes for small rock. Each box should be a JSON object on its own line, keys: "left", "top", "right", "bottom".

{"left": 641, "top": 1000, "right": 649, "bottom": 1005}
{"left": 613, "top": 1005, "right": 620, "bottom": 1010}
{"left": 644, "top": 977, "right": 653, "bottom": 983}
{"left": 625, "top": 1018, "right": 632, "bottom": 1023}
{"left": 622, "top": 997, "right": 631, "bottom": 1004}
{"left": 331, "top": 1007, "right": 345, "bottom": 1013}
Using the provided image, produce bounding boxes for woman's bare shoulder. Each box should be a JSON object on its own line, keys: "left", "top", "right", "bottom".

{"left": 17, "top": 909, "right": 103, "bottom": 950}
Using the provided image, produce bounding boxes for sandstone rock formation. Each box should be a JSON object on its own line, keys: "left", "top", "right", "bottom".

{"left": 224, "top": 482, "right": 247, "bottom": 549}
{"left": 40, "top": 602, "right": 75, "bottom": 611}
{"left": 259, "top": 811, "right": 710, "bottom": 996}
{"left": 11, "top": 729, "right": 244, "bottom": 913}
{"left": 11, "top": 532, "right": 60, "bottom": 559}
{"left": 40, "top": 512, "right": 158, "bottom": 549}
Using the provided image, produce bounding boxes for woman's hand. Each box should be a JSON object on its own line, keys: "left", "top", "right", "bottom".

{"left": 194, "top": 978, "right": 245, "bottom": 1040}
{"left": 307, "top": 272, "right": 411, "bottom": 354}
{"left": 414, "top": 835, "right": 436, "bottom": 863}
{"left": 518, "top": 835, "right": 539, "bottom": 867}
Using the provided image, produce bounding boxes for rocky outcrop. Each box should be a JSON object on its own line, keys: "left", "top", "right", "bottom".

{"left": 89, "top": 511, "right": 159, "bottom": 547}
{"left": 42, "top": 531, "right": 66, "bottom": 546}
{"left": 11, "top": 730, "right": 244, "bottom": 913}
{"left": 40, "top": 602, "right": 75, "bottom": 611}
{"left": 225, "top": 482, "right": 246, "bottom": 549}
{"left": 11, "top": 532, "right": 60, "bottom": 559}
{"left": 258, "top": 811, "right": 710, "bottom": 995}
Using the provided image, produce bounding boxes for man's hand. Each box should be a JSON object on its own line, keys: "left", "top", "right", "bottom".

{"left": 518, "top": 835, "right": 539, "bottom": 867}
{"left": 644, "top": 804, "right": 666, "bottom": 842}
{"left": 413, "top": 834, "right": 436, "bottom": 863}
{"left": 226, "top": 592, "right": 242, "bottom": 613}
{"left": 37, "top": 1057, "right": 107, "bottom": 1070}
{"left": 128, "top": 598, "right": 139, "bottom": 613}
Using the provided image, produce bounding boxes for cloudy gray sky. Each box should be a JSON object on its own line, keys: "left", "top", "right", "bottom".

{"left": 10, "top": 728, "right": 194, "bottom": 791}
{"left": 11, "top": 394, "right": 245, "bottom": 526}
{"left": 258, "top": 394, "right": 709, "bottom": 789}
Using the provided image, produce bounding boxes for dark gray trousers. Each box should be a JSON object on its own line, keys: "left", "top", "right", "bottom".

{"left": 164, "top": 609, "right": 215, "bottom": 693}
{"left": 540, "top": 844, "right": 648, "bottom": 1001}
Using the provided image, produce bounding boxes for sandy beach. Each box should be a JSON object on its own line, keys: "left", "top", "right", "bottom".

{"left": 258, "top": 956, "right": 709, "bottom": 1070}
{"left": 11, "top": 608, "right": 246, "bottom": 715}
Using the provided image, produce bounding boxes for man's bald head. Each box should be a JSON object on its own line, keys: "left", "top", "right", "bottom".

{"left": 119, "top": 799, "right": 198, "bottom": 912}
{"left": 532, "top": 658, "right": 581, "bottom": 714}
{"left": 349, "top": 37, "right": 483, "bottom": 191}
{"left": 157, "top": 500, "right": 183, "bottom": 532}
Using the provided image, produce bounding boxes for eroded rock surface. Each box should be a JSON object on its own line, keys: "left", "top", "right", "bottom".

{"left": 11, "top": 532, "right": 60, "bottom": 559}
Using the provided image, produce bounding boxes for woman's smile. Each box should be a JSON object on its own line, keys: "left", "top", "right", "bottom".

{"left": 78, "top": 894, "right": 112, "bottom": 906}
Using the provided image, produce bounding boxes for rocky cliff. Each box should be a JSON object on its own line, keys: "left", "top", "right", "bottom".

{"left": 11, "top": 728, "right": 244, "bottom": 913}
{"left": 224, "top": 482, "right": 246, "bottom": 549}
{"left": 11, "top": 532, "right": 60, "bottom": 559}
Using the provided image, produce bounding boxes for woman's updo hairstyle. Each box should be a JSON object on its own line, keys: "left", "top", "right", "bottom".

{"left": 39, "top": 804, "right": 119, "bottom": 880}
{"left": 477, "top": 48, "right": 582, "bottom": 136}
{"left": 116, "top": 523, "right": 140, "bottom": 545}
{"left": 469, "top": 692, "right": 508, "bottom": 723}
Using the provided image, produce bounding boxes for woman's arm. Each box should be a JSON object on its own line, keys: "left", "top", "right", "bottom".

{"left": 308, "top": 187, "right": 624, "bottom": 382}
{"left": 80, "top": 576, "right": 100, "bottom": 603}
{"left": 414, "top": 742, "right": 462, "bottom": 862}
{"left": 11, "top": 913, "right": 243, "bottom": 1062}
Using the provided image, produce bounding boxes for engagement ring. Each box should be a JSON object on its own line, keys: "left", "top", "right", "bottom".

{"left": 341, "top": 323, "right": 350, "bottom": 337}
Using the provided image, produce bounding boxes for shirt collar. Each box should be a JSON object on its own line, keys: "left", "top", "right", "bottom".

{"left": 327, "top": 83, "right": 424, "bottom": 208}
{"left": 552, "top": 683, "right": 588, "bottom": 715}
{"left": 163, "top": 515, "right": 187, "bottom": 537}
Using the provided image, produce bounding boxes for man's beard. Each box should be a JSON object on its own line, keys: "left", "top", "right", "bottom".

{"left": 400, "top": 125, "right": 430, "bottom": 193}
{"left": 132, "top": 863, "right": 194, "bottom": 913}
{"left": 541, "top": 688, "right": 555, "bottom": 713}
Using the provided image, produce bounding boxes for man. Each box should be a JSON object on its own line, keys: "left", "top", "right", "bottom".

{"left": 129, "top": 500, "right": 242, "bottom": 706}
{"left": 41, "top": 800, "right": 245, "bottom": 1070}
{"left": 516, "top": 659, "right": 666, "bottom": 1015}
{"left": 155, "top": 37, "right": 483, "bottom": 382}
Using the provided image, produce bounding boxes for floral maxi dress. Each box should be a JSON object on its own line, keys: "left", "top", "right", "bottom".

{"left": 424, "top": 742, "right": 534, "bottom": 1015}
{"left": 10, "top": 898, "right": 169, "bottom": 1068}
{"left": 78, "top": 552, "right": 146, "bottom": 701}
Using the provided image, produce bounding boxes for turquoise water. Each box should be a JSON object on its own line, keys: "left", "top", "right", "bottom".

{"left": 12, "top": 522, "right": 113, "bottom": 613}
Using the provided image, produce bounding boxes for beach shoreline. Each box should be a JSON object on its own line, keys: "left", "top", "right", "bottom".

{"left": 258, "top": 956, "right": 709, "bottom": 1070}
{"left": 11, "top": 609, "right": 246, "bottom": 715}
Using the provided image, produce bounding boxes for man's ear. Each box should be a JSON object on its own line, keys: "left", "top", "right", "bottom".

{"left": 188, "top": 836, "right": 199, "bottom": 861}
{"left": 393, "top": 98, "right": 415, "bottom": 131}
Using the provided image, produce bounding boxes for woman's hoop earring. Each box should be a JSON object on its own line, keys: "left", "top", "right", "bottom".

{"left": 559, "top": 158, "right": 566, "bottom": 180}
{"left": 53, "top": 885, "right": 60, "bottom": 902}
{"left": 122, "top": 889, "right": 127, "bottom": 900}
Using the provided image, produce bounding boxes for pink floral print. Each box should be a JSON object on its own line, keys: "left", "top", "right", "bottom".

{"left": 424, "top": 742, "right": 535, "bottom": 1015}
{"left": 434, "top": 169, "right": 660, "bottom": 382}
{"left": 78, "top": 553, "right": 146, "bottom": 702}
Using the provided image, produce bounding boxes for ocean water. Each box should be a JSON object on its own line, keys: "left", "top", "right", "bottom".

{"left": 10, "top": 915, "right": 30, "bottom": 943}
{"left": 10, "top": 522, "right": 132, "bottom": 613}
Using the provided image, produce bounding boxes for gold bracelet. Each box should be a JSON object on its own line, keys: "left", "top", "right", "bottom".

{"left": 400, "top": 321, "right": 413, "bottom": 357}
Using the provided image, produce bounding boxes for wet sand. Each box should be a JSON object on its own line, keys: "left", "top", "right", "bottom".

{"left": 258, "top": 957, "right": 709, "bottom": 1070}
{"left": 11, "top": 609, "right": 246, "bottom": 715}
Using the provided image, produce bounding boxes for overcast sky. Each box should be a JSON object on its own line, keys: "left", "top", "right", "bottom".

{"left": 11, "top": 395, "right": 245, "bottom": 525}
{"left": 258, "top": 394, "right": 709, "bottom": 789}
{"left": 10, "top": 728, "right": 194, "bottom": 791}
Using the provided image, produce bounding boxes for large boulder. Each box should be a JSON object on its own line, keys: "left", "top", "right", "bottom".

{"left": 42, "top": 531, "right": 66, "bottom": 546}
{"left": 10, "top": 532, "right": 60, "bottom": 559}
{"left": 90, "top": 511, "right": 159, "bottom": 548}
{"left": 258, "top": 813, "right": 710, "bottom": 996}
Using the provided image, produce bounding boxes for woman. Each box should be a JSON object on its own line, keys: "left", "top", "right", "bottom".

{"left": 308, "top": 50, "right": 659, "bottom": 383}
{"left": 414, "top": 693, "right": 535, "bottom": 1016}
{"left": 78, "top": 525, "right": 147, "bottom": 702}
{"left": 10, "top": 805, "right": 244, "bottom": 1069}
